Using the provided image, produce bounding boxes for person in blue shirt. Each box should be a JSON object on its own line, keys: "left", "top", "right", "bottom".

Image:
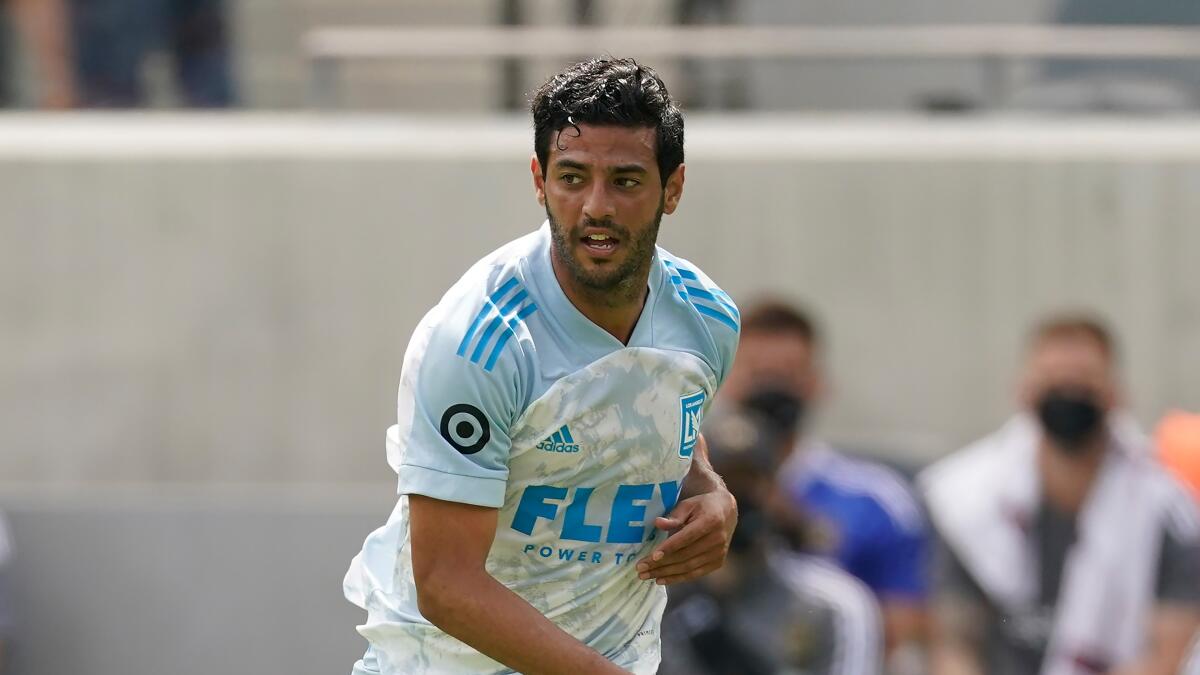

{"left": 718, "top": 299, "right": 931, "bottom": 669}
{"left": 344, "top": 58, "right": 740, "bottom": 675}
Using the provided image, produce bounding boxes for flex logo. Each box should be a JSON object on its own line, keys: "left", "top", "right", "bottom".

{"left": 678, "top": 390, "right": 706, "bottom": 458}
{"left": 510, "top": 481, "right": 681, "bottom": 544}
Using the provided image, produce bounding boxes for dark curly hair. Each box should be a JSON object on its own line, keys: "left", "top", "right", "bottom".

{"left": 531, "top": 57, "right": 684, "bottom": 186}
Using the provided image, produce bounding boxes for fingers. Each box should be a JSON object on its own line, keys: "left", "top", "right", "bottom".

{"left": 644, "top": 513, "right": 709, "bottom": 560}
{"left": 653, "top": 515, "right": 683, "bottom": 532}
{"left": 637, "top": 548, "right": 724, "bottom": 583}
{"left": 637, "top": 529, "right": 726, "bottom": 574}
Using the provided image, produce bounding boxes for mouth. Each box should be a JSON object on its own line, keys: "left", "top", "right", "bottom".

{"left": 579, "top": 230, "right": 621, "bottom": 258}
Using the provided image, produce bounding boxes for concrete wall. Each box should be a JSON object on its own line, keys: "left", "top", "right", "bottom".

{"left": 4, "top": 114, "right": 1200, "bottom": 483}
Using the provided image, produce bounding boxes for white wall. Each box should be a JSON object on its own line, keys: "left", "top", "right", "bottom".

{"left": 3, "top": 113, "right": 1199, "bottom": 484}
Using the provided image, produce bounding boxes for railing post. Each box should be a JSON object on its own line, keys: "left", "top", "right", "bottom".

{"left": 310, "top": 55, "right": 342, "bottom": 110}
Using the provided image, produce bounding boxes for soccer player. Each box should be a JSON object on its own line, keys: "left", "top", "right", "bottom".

{"left": 343, "top": 58, "right": 740, "bottom": 675}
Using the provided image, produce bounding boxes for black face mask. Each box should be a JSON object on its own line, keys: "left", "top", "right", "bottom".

{"left": 1036, "top": 389, "right": 1105, "bottom": 453}
{"left": 741, "top": 385, "right": 806, "bottom": 438}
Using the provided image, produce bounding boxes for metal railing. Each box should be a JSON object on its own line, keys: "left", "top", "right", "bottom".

{"left": 304, "top": 25, "right": 1200, "bottom": 108}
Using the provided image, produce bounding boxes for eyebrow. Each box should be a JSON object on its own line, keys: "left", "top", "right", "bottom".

{"left": 552, "top": 159, "right": 588, "bottom": 172}
{"left": 551, "top": 159, "right": 649, "bottom": 175}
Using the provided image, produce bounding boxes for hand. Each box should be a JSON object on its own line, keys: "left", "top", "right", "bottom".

{"left": 635, "top": 488, "right": 737, "bottom": 585}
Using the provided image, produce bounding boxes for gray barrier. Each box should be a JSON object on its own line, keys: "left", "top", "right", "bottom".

{"left": 0, "top": 485, "right": 394, "bottom": 675}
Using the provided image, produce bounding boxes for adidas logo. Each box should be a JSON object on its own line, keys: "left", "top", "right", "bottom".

{"left": 535, "top": 425, "right": 580, "bottom": 454}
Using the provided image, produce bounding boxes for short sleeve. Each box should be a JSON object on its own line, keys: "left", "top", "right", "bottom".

{"left": 388, "top": 280, "right": 531, "bottom": 509}
{"left": 660, "top": 256, "right": 740, "bottom": 388}
{"left": 863, "top": 514, "right": 931, "bottom": 600}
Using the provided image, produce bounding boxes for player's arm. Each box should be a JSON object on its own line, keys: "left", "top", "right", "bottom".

{"left": 928, "top": 539, "right": 986, "bottom": 675}
{"left": 637, "top": 434, "right": 738, "bottom": 585}
{"left": 1107, "top": 604, "right": 1199, "bottom": 675}
{"left": 410, "top": 494, "right": 629, "bottom": 675}
{"left": 927, "top": 594, "right": 985, "bottom": 675}
{"left": 868, "top": 501, "right": 933, "bottom": 664}
{"left": 1110, "top": 518, "right": 1200, "bottom": 675}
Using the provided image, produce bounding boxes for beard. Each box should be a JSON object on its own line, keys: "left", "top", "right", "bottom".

{"left": 545, "top": 198, "right": 663, "bottom": 301}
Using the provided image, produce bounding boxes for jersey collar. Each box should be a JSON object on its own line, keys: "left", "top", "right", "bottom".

{"left": 528, "top": 220, "right": 665, "bottom": 350}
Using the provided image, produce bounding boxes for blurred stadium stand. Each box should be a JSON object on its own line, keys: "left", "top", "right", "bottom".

{"left": 234, "top": 0, "right": 1199, "bottom": 112}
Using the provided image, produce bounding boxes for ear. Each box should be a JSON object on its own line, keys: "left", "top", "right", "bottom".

{"left": 661, "top": 164, "right": 685, "bottom": 215}
{"left": 531, "top": 155, "right": 546, "bottom": 206}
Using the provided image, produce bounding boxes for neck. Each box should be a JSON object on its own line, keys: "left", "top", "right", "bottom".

{"left": 551, "top": 254, "right": 651, "bottom": 344}
{"left": 1038, "top": 436, "right": 1107, "bottom": 514}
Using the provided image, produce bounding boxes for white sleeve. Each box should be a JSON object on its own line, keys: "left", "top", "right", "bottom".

{"left": 388, "top": 280, "right": 533, "bottom": 508}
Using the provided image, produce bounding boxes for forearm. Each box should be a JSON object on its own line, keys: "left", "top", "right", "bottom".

{"left": 929, "top": 644, "right": 985, "bottom": 675}
{"left": 1108, "top": 606, "right": 1200, "bottom": 675}
{"left": 929, "top": 599, "right": 986, "bottom": 675}
{"left": 419, "top": 570, "right": 627, "bottom": 675}
{"left": 680, "top": 434, "right": 728, "bottom": 500}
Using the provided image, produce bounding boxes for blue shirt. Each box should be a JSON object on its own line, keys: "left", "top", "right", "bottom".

{"left": 781, "top": 441, "right": 930, "bottom": 601}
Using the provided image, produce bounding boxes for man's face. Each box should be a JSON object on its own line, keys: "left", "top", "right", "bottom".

{"left": 532, "top": 124, "right": 684, "bottom": 292}
{"left": 721, "top": 330, "right": 821, "bottom": 407}
{"left": 1020, "top": 336, "right": 1117, "bottom": 414}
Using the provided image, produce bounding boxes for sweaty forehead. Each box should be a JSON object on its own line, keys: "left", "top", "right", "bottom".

{"left": 550, "top": 124, "right": 657, "bottom": 167}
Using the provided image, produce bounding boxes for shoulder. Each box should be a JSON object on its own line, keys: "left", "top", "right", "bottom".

{"left": 919, "top": 416, "right": 1035, "bottom": 502}
{"left": 655, "top": 248, "right": 740, "bottom": 382}
{"left": 420, "top": 232, "right": 542, "bottom": 377}
{"left": 657, "top": 248, "right": 740, "bottom": 337}
{"left": 802, "top": 444, "right": 927, "bottom": 537}
{"left": 776, "top": 552, "right": 876, "bottom": 608}
{"left": 772, "top": 552, "right": 882, "bottom": 670}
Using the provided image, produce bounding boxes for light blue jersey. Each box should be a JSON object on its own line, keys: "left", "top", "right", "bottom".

{"left": 344, "top": 223, "right": 739, "bottom": 674}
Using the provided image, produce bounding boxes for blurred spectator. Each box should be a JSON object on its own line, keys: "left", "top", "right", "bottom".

{"left": 921, "top": 314, "right": 1200, "bottom": 675}
{"left": 1, "top": 0, "right": 76, "bottom": 107}
{"left": 0, "top": 511, "right": 12, "bottom": 674}
{"left": 718, "top": 300, "right": 931, "bottom": 670}
{"left": 674, "top": 0, "right": 746, "bottom": 110}
{"left": 1016, "top": 0, "right": 1200, "bottom": 112}
{"left": 1157, "top": 410, "right": 1200, "bottom": 500}
{"left": 659, "top": 407, "right": 882, "bottom": 675}
{"left": 69, "top": 0, "right": 234, "bottom": 107}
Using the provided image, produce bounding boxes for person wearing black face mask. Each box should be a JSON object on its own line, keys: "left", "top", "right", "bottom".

{"left": 921, "top": 315, "right": 1200, "bottom": 675}
{"left": 718, "top": 301, "right": 932, "bottom": 672}
{"left": 658, "top": 408, "right": 883, "bottom": 675}
{"left": 1036, "top": 386, "right": 1107, "bottom": 454}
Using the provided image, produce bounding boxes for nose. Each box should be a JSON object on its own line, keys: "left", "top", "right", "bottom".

{"left": 581, "top": 180, "right": 616, "bottom": 222}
